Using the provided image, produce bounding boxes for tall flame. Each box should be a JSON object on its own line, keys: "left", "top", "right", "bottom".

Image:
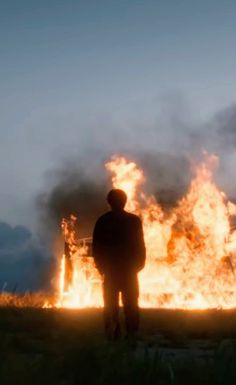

{"left": 55, "top": 153, "right": 236, "bottom": 309}
{"left": 105, "top": 156, "right": 144, "bottom": 212}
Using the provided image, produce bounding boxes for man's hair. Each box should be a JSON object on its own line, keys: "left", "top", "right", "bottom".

{"left": 107, "top": 189, "right": 127, "bottom": 210}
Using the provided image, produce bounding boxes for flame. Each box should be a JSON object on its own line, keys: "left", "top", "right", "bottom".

{"left": 55, "top": 153, "right": 236, "bottom": 309}
{"left": 105, "top": 156, "right": 145, "bottom": 212}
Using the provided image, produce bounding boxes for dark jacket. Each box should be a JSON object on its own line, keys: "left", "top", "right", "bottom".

{"left": 92, "top": 210, "right": 146, "bottom": 274}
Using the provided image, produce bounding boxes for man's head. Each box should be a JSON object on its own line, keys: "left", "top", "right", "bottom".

{"left": 107, "top": 189, "right": 127, "bottom": 211}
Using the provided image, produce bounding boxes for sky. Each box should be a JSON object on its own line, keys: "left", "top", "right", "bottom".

{"left": 1, "top": 0, "right": 236, "bottom": 229}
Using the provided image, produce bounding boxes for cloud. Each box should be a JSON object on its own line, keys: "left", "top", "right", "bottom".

{"left": 0, "top": 222, "right": 54, "bottom": 292}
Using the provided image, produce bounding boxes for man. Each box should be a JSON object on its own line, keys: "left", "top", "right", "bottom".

{"left": 92, "top": 189, "right": 146, "bottom": 341}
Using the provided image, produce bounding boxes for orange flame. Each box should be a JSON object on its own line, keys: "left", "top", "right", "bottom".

{"left": 105, "top": 156, "right": 145, "bottom": 212}
{"left": 55, "top": 153, "right": 236, "bottom": 309}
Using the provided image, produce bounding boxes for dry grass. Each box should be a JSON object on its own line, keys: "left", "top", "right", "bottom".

{"left": 0, "top": 292, "right": 54, "bottom": 308}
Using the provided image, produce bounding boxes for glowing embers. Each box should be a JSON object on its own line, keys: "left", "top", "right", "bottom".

{"left": 56, "top": 153, "right": 236, "bottom": 309}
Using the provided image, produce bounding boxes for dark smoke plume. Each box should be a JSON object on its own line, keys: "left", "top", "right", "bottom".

{"left": 38, "top": 151, "right": 191, "bottom": 243}
{"left": 38, "top": 160, "right": 109, "bottom": 240}
{"left": 38, "top": 101, "right": 236, "bottom": 245}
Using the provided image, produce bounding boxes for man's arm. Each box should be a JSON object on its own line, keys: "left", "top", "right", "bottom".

{"left": 92, "top": 218, "right": 105, "bottom": 274}
{"left": 135, "top": 217, "right": 146, "bottom": 271}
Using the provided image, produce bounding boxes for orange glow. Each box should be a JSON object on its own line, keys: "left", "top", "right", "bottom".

{"left": 55, "top": 153, "right": 236, "bottom": 309}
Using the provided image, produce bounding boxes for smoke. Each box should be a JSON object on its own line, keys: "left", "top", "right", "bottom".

{"left": 215, "top": 105, "right": 236, "bottom": 148}
{"left": 37, "top": 159, "right": 109, "bottom": 240}
{"left": 202, "top": 104, "right": 236, "bottom": 198}
{"left": 38, "top": 99, "right": 236, "bottom": 245}
{"left": 1, "top": 96, "right": 236, "bottom": 292}
{"left": 37, "top": 151, "right": 191, "bottom": 244}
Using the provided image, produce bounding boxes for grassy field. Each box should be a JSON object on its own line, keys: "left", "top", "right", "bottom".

{"left": 1, "top": 307, "right": 236, "bottom": 385}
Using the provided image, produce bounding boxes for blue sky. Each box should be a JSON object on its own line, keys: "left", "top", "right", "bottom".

{"left": 1, "top": 0, "right": 236, "bottom": 228}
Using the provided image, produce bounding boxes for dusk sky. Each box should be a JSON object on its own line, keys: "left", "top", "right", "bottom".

{"left": 1, "top": 0, "right": 236, "bottom": 229}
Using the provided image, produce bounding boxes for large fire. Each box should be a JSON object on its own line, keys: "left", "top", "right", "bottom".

{"left": 55, "top": 153, "right": 236, "bottom": 309}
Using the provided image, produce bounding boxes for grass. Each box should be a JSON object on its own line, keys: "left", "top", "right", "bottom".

{"left": 1, "top": 307, "right": 236, "bottom": 384}
{"left": 0, "top": 292, "right": 54, "bottom": 307}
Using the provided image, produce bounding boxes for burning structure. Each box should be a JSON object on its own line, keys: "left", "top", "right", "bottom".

{"left": 54, "top": 153, "right": 236, "bottom": 310}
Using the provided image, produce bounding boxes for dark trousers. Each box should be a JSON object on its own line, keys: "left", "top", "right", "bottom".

{"left": 103, "top": 272, "right": 139, "bottom": 338}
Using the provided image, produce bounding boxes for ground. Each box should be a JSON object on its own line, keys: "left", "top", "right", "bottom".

{"left": 1, "top": 307, "right": 236, "bottom": 385}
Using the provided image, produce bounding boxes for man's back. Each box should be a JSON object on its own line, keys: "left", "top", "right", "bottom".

{"left": 93, "top": 210, "right": 146, "bottom": 274}
{"left": 92, "top": 189, "right": 146, "bottom": 341}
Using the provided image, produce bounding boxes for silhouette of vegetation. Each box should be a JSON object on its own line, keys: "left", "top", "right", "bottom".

{"left": 0, "top": 308, "right": 236, "bottom": 385}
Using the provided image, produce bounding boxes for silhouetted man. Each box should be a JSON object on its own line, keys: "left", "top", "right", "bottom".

{"left": 92, "top": 189, "right": 146, "bottom": 341}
